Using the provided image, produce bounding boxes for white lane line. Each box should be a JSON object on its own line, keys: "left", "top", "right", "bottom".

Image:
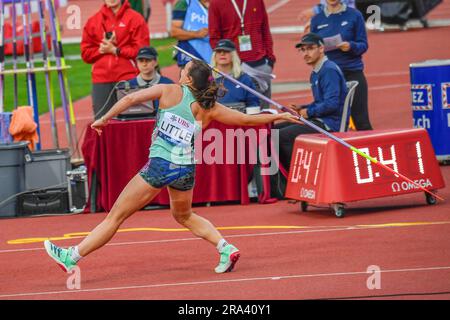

{"left": 267, "top": 0, "right": 291, "bottom": 14}
{"left": 1, "top": 265, "right": 450, "bottom": 299}
{"left": 366, "top": 71, "right": 409, "bottom": 78}
{"left": 368, "top": 83, "right": 411, "bottom": 90}
{"left": 0, "top": 227, "right": 349, "bottom": 254}
{"left": 271, "top": 26, "right": 305, "bottom": 34}
{"left": 268, "top": 18, "right": 450, "bottom": 34}
{"left": 274, "top": 83, "right": 410, "bottom": 100}
{"left": 2, "top": 221, "right": 449, "bottom": 254}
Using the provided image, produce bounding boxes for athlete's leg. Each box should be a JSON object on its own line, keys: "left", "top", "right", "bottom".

{"left": 77, "top": 174, "right": 161, "bottom": 256}
{"left": 168, "top": 187, "right": 222, "bottom": 246}
{"left": 168, "top": 187, "right": 240, "bottom": 273}
{"left": 44, "top": 174, "right": 162, "bottom": 271}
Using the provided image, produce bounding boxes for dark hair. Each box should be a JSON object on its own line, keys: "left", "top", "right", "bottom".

{"left": 187, "top": 60, "right": 220, "bottom": 110}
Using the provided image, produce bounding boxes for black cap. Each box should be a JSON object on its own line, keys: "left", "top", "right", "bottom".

{"left": 214, "top": 39, "right": 236, "bottom": 52}
{"left": 295, "top": 33, "right": 324, "bottom": 48}
{"left": 137, "top": 46, "right": 158, "bottom": 60}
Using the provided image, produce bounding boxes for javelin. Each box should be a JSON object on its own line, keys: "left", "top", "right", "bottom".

{"left": 174, "top": 45, "right": 444, "bottom": 201}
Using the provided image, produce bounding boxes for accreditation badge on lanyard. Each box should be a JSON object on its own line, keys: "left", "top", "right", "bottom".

{"left": 238, "top": 35, "right": 252, "bottom": 52}
{"left": 231, "top": 0, "right": 252, "bottom": 52}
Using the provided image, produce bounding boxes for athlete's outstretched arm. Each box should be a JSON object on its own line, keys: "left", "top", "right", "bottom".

{"left": 211, "top": 103, "right": 300, "bottom": 126}
{"left": 90, "top": 84, "right": 166, "bottom": 134}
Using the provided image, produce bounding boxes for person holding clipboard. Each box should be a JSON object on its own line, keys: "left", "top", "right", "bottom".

{"left": 310, "top": 0, "right": 373, "bottom": 131}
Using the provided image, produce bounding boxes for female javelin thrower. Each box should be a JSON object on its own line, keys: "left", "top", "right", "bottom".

{"left": 44, "top": 60, "right": 299, "bottom": 274}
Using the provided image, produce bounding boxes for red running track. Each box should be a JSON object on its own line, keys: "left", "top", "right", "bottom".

{"left": 2, "top": 2, "right": 450, "bottom": 301}
{"left": 0, "top": 185, "right": 450, "bottom": 300}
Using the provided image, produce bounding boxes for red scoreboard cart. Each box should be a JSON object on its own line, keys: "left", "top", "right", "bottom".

{"left": 285, "top": 129, "right": 446, "bottom": 218}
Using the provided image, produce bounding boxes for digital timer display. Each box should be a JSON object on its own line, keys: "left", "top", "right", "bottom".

{"left": 285, "top": 129, "right": 445, "bottom": 206}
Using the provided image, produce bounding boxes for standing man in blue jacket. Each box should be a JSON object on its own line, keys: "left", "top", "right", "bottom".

{"left": 276, "top": 33, "right": 348, "bottom": 171}
{"left": 311, "top": 0, "right": 372, "bottom": 131}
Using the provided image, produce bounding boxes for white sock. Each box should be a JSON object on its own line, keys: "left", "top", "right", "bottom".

{"left": 70, "top": 246, "right": 83, "bottom": 263}
{"left": 216, "top": 239, "right": 229, "bottom": 253}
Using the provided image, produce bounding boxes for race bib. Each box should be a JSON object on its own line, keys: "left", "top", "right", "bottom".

{"left": 157, "top": 112, "right": 195, "bottom": 147}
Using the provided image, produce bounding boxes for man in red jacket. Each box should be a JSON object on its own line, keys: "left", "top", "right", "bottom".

{"left": 208, "top": 0, "right": 275, "bottom": 109}
{"left": 81, "top": 0, "right": 150, "bottom": 120}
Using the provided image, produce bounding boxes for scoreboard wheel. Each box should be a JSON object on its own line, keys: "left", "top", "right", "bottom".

{"left": 333, "top": 204, "right": 345, "bottom": 218}
{"left": 425, "top": 191, "right": 437, "bottom": 205}
{"left": 300, "top": 201, "right": 308, "bottom": 212}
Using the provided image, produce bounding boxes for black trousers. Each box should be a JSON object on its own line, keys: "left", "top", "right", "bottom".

{"left": 343, "top": 69, "right": 373, "bottom": 131}
{"left": 275, "top": 120, "right": 327, "bottom": 171}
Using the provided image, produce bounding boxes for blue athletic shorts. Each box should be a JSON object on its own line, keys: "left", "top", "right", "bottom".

{"left": 139, "top": 157, "right": 195, "bottom": 191}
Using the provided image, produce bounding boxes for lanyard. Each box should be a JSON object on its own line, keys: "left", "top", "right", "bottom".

{"left": 231, "top": 0, "right": 247, "bottom": 34}
{"left": 197, "top": 0, "right": 208, "bottom": 16}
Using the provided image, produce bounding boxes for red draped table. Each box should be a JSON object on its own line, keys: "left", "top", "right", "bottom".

{"left": 81, "top": 119, "right": 274, "bottom": 212}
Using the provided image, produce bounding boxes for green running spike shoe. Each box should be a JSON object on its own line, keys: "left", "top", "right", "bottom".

{"left": 215, "top": 244, "right": 240, "bottom": 273}
{"left": 44, "top": 240, "right": 77, "bottom": 273}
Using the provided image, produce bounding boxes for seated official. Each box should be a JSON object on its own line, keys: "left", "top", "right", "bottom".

{"left": 211, "top": 39, "right": 260, "bottom": 114}
{"left": 117, "top": 46, "right": 174, "bottom": 113}
{"left": 276, "top": 33, "right": 348, "bottom": 170}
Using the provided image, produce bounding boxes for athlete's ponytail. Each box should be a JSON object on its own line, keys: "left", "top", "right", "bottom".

{"left": 187, "top": 60, "right": 220, "bottom": 110}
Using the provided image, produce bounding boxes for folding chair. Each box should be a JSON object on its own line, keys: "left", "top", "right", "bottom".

{"left": 339, "top": 80, "right": 359, "bottom": 132}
